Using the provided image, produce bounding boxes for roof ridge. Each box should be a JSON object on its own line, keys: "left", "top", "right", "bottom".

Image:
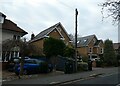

{"left": 35, "top": 22, "right": 60, "bottom": 37}
{"left": 77, "top": 34, "right": 96, "bottom": 47}
{"left": 2, "top": 19, "right": 28, "bottom": 35}
{"left": 30, "top": 22, "right": 61, "bottom": 42}
{"left": 78, "top": 34, "right": 95, "bottom": 39}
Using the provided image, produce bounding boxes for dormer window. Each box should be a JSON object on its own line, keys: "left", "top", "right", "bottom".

{"left": 0, "top": 16, "right": 4, "bottom": 23}
{"left": 84, "top": 39, "right": 87, "bottom": 43}
{"left": 44, "top": 35, "right": 49, "bottom": 38}
{"left": 77, "top": 41, "right": 80, "bottom": 43}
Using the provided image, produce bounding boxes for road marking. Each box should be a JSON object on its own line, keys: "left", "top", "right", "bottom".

{"left": 116, "top": 84, "right": 120, "bottom": 86}
{"left": 49, "top": 81, "right": 60, "bottom": 84}
{"left": 2, "top": 79, "right": 11, "bottom": 82}
{"left": 2, "top": 80, "right": 7, "bottom": 82}
{"left": 55, "top": 73, "right": 118, "bottom": 85}
{"left": 99, "top": 72, "right": 118, "bottom": 78}
{"left": 89, "top": 73, "right": 103, "bottom": 77}
{"left": 57, "top": 77, "right": 95, "bottom": 85}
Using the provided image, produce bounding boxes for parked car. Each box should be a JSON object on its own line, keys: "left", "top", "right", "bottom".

{"left": 14, "top": 59, "right": 53, "bottom": 75}
{"left": 8, "top": 57, "right": 30, "bottom": 72}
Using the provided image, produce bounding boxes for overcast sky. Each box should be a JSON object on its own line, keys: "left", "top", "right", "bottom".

{"left": 0, "top": 0, "right": 118, "bottom": 43}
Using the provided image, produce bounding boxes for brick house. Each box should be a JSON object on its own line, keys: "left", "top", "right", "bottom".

{"left": 30, "top": 22, "right": 73, "bottom": 55}
{"left": 113, "top": 43, "right": 120, "bottom": 55}
{"left": 0, "top": 12, "right": 28, "bottom": 62}
{"left": 77, "top": 35, "right": 104, "bottom": 61}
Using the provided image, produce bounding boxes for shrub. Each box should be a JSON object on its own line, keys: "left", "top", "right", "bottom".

{"left": 77, "top": 62, "right": 88, "bottom": 71}
{"left": 96, "top": 60, "right": 102, "bottom": 67}
{"left": 82, "top": 56, "right": 89, "bottom": 62}
{"left": 39, "top": 62, "right": 49, "bottom": 73}
{"left": 103, "top": 39, "right": 116, "bottom": 66}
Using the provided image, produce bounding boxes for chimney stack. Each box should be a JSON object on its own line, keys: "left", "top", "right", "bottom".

{"left": 31, "top": 33, "right": 35, "bottom": 40}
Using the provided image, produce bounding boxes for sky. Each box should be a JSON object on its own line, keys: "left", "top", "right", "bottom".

{"left": 0, "top": 0, "right": 118, "bottom": 43}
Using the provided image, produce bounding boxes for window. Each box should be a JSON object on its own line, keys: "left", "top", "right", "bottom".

{"left": 13, "top": 35, "right": 17, "bottom": 40}
{"left": 93, "top": 38, "right": 96, "bottom": 44}
{"left": 84, "top": 39, "right": 87, "bottom": 42}
{"left": 66, "top": 42, "right": 68, "bottom": 45}
{"left": 77, "top": 41, "right": 80, "bottom": 43}
{"left": 89, "top": 48, "right": 92, "bottom": 53}
{"left": 58, "top": 28, "right": 61, "bottom": 32}
{"left": 101, "top": 48, "right": 103, "bottom": 54}
{"left": 17, "top": 36, "right": 20, "bottom": 40}
{"left": 0, "top": 16, "right": 4, "bottom": 23}
{"left": 13, "top": 35, "right": 21, "bottom": 40}
{"left": 84, "top": 39, "right": 87, "bottom": 43}
{"left": 60, "top": 38, "right": 65, "bottom": 40}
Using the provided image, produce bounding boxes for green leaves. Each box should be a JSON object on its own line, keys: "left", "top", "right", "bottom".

{"left": 64, "top": 46, "right": 75, "bottom": 58}
{"left": 43, "top": 37, "right": 75, "bottom": 58}
{"left": 43, "top": 37, "right": 66, "bottom": 58}
{"left": 103, "top": 39, "right": 116, "bottom": 66}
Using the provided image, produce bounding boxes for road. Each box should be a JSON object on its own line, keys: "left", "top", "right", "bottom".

{"left": 2, "top": 67, "right": 119, "bottom": 86}
{"left": 60, "top": 73, "right": 120, "bottom": 85}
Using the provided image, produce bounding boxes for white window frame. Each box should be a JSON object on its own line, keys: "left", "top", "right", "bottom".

{"left": 101, "top": 48, "right": 103, "bottom": 54}
{"left": 0, "top": 16, "right": 4, "bottom": 23}
{"left": 89, "top": 47, "right": 93, "bottom": 53}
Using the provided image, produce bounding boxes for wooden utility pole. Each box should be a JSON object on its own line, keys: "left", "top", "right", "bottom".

{"left": 75, "top": 8, "right": 78, "bottom": 72}
{"left": 118, "top": 1, "right": 120, "bottom": 43}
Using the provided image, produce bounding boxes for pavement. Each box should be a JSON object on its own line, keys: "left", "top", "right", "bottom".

{"left": 2, "top": 67, "right": 119, "bottom": 85}
{"left": 1, "top": 70, "right": 64, "bottom": 82}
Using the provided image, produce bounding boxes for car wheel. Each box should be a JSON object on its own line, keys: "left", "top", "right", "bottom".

{"left": 47, "top": 68, "right": 50, "bottom": 73}
{"left": 23, "top": 69, "right": 29, "bottom": 75}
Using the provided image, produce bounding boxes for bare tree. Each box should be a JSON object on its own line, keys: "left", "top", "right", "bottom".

{"left": 101, "top": 0, "right": 120, "bottom": 24}
{"left": 101, "top": 0, "right": 120, "bottom": 43}
{"left": 2, "top": 38, "right": 42, "bottom": 76}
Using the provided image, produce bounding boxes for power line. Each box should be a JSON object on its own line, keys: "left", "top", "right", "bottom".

{"left": 56, "top": 0, "right": 74, "bottom": 10}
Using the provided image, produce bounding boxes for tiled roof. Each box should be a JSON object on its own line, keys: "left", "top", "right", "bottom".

{"left": 1, "top": 19, "right": 28, "bottom": 35}
{"left": 77, "top": 35, "right": 96, "bottom": 47}
{"left": 30, "top": 22, "right": 71, "bottom": 42}
{"left": 0, "top": 12, "right": 6, "bottom": 18}
{"left": 94, "top": 40, "right": 102, "bottom": 46}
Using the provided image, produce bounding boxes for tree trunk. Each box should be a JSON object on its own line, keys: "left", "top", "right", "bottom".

{"left": 19, "top": 56, "right": 24, "bottom": 76}
{"left": 50, "top": 56, "right": 57, "bottom": 71}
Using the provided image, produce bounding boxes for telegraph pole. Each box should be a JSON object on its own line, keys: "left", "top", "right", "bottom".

{"left": 75, "top": 8, "right": 78, "bottom": 72}
{"left": 118, "top": 1, "right": 120, "bottom": 43}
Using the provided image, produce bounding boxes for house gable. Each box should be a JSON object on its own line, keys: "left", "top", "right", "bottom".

{"left": 56, "top": 23, "right": 71, "bottom": 41}
{"left": 2, "top": 19, "right": 28, "bottom": 36}
{"left": 77, "top": 34, "right": 104, "bottom": 59}
{"left": 48, "top": 28, "right": 63, "bottom": 39}
{"left": 30, "top": 22, "right": 72, "bottom": 47}
{"left": 77, "top": 35, "right": 96, "bottom": 47}
{"left": 113, "top": 43, "right": 120, "bottom": 50}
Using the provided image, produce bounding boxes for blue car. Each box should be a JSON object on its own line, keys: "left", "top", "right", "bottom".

{"left": 14, "top": 59, "right": 53, "bottom": 75}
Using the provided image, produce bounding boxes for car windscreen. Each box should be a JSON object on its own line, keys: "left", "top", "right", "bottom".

{"left": 36, "top": 60, "right": 44, "bottom": 64}
{"left": 24, "top": 60, "right": 36, "bottom": 64}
